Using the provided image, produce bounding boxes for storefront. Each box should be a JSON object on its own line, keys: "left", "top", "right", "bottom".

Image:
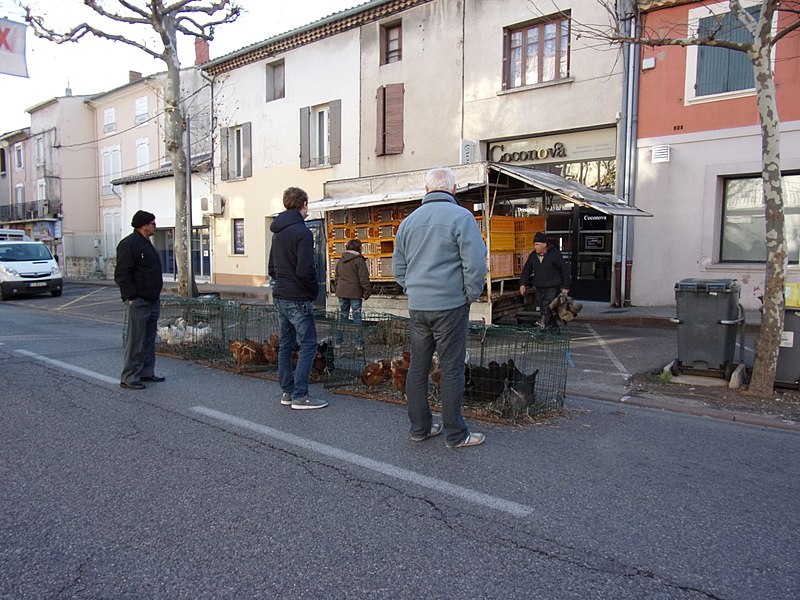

{"left": 311, "top": 161, "right": 650, "bottom": 323}
{"left": 488, "top": 128, "right": 622, "bottom": 301}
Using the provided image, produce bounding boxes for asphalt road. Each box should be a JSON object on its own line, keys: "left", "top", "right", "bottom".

{"left": 1, "top": 291, "right": 798, "bottom": 599}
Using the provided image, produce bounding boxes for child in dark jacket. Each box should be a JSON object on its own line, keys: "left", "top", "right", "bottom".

{"left": 334, "top": 238, "right": 371, "bottom": 350}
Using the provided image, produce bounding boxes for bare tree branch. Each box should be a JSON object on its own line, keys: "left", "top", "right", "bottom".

{"left": 83, "top": 0, "right": 151, "bottom": 26}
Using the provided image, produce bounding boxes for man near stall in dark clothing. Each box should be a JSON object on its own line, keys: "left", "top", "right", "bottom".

{"left": 115, "top": 210, "right": 164, "bottom": 390}
{"left": 519, "top": 232, "right": 571, "bottom": 329}
{"left": 268, "top": 187, "right": 327, "bottom": 410}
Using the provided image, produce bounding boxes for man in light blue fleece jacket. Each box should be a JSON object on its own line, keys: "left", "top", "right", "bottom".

{"left": 393, "top": 167, "right": 488, "bottom": 448}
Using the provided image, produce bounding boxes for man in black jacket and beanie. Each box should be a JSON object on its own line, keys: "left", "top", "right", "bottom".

{"left": 115, "top": 210, "right": 164, "bottom": 390}
{"left": 519, "top": 232, "right": 571, "bottom": 328}
{"left": 268, "top": 187, "right": 327, "bottom": 410}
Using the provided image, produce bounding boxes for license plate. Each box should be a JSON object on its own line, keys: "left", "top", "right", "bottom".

{"left": 29, "top": 282, "right": 47, "bottom": 287}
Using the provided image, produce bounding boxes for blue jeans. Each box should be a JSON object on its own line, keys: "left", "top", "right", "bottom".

{"left": 335, "top": 297, "right": 363, "bottom": 346}
{"left": 407, "top": 303, "right": 470, "bottom": 445}
{"left": 121, "top": 297, "right": 160, "bottom": 384}
{"left": 274, "top": 298, "right": 318, "bottom": 400}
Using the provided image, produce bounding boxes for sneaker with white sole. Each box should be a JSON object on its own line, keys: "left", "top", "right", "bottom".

{"left": 280, "top": 392, "right": 292, "bottom": 406}
{"left": 291, "top": 395, "right": 328, "bottom": 410}
{"left": 445, "top": 432, "right": 486, "bottom": 448}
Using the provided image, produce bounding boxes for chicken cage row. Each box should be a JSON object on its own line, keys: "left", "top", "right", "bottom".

{"left": 132, "top": 297, "right": 569, "bottom": 421}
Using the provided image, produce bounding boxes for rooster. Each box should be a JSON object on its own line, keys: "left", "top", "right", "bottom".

{"left": 262, "top": 333, "right": 280, "bottom": 364}
{"left": 506, "top": 358, "right": 539, "bottom": 409}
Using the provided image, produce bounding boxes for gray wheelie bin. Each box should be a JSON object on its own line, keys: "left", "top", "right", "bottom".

{"left": 776, "top": 287, "right": 800, "bottom": 387}
{"left": 671, "top": 278, "right": 743, "bottom": 377}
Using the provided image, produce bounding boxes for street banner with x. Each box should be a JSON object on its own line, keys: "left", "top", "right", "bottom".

{"left": 0, "top": 18, "right": 29, "bottom": 78}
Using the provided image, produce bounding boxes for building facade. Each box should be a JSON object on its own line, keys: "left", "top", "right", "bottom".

{"left": 203, "top": 0, "right": 632, "bottom": 317}
{"left": 632, "top": 0, "right": 800, "bottom": 309}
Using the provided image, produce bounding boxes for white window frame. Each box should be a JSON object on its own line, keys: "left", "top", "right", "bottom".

{"left": 36, "top": 178, "right": 46, "bottom": 201}
{"left": 265, "top": 60, "right": 285, "bottom": 102}
{"left": 14, "top": 142, "right": 23, "bottom": 170}
{"left": 136, "top": 138, "right": 150, "bottom": 173}
{"left": 134, "top": 96, "right": 148, "bottom": 125}
{"left": 311, "top": 105, "right": 330, "bottom": 168}
{"left": 684, "top": 0, "right": 771, "bottom": 105}
{"left": 104, "top": 108, "right": 117, "bottom": 133}
{"left": 35, "top": 136, "right": 45, "bottom": 165}
{"left": 101, "top": 145, "right": 121, "bottom": 196}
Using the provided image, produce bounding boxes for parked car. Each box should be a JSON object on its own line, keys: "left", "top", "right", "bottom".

{"left": 0, "top": 241, "right": 63, "bottom": 300}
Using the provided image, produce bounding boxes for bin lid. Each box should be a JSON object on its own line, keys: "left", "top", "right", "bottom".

{"left": 675, "top": 278, "right": 741, "bottom": 292}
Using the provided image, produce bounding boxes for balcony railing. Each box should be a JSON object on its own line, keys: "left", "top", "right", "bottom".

{"left": 0, "top": 200, "right": 63, "bottom": 222}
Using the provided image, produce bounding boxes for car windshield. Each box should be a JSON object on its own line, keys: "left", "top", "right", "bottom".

{"left": 0, "top": 243, "right": 53, "bottom": 262}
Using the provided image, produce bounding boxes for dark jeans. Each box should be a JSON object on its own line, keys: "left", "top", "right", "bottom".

{"left": 407, "top": 303, "right": 470, "bottom": 445}
{"left": 275, "top": 298, "right": 318, "bottom": 400}
{"left": 335, "top": 297, "right": 363, "bottom": 346}
{"left": 535, "top": 287, "right": 561, "bottom": 328}
{"left": 121, "top": 297, "right": 160, "bottom": 384}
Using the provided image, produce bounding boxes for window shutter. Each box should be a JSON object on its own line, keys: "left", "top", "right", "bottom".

{"left": 502, "top": 29, "right": 509, "bottom": 90}
{"left": 220, "top": 127, "right": 230, "bottom": 180}
{"left": 384, "top": 84, "right": 404, "bottom": 155}
{"left": 300, "top": 106, "right": 310, "bottom": 168}
{"left": 242, "top": 122, "right": 252, "bottom": 178}
{"left": 376, "top": 86, "right": 386, "bottom": 155}
{"left": 329, "top": 99, "right": 342, "bottom": 165}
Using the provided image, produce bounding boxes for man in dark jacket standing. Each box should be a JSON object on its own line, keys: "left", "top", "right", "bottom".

{"left": 334, "top": 238, "right": 371, "bottom": 351}
{"left": 519, "top": 232, "right": 571, "bottom": 328}
{"left": 115, "top": 210, "right": 164, "bottom": 390}
{"left": 268, "top": 187, "right": 327, "bottom": 410}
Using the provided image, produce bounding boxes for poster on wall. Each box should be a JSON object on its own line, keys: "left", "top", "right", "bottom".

{"left": 33, "top": 222, "right": 54, "bottom": 241}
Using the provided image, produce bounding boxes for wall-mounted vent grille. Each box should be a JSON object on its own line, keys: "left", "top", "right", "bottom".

{"left": 652, "top": 145, "right": 670, "bottom": 163}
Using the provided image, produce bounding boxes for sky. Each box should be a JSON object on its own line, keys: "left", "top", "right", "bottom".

{"left": 0, "top": 0, "right": 363, "bottom": 134}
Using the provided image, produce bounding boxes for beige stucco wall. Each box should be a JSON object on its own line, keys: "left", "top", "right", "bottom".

{"left": 632, "top": 120, "right": 800, "bottom": 308}
{"left": 210, "top": 29, "right": 361, "bottom": 286}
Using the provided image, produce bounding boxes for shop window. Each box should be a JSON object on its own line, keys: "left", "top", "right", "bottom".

{"left": 232, "top": 218, "right": 245, "bottom": 255}
{"left": 503, "top": 14, "right": 570, "bottom": 90}
{"left": 380, "top": 22, "right": 402, "bottom": 65}
{"left": 720, "top": 173, "right": 800, "bottom": 263}
{"left": 686, "top": 1, "right": 760, "bottom": 102}
{"left": 220, "top": 122, "right": 252, "bottom": 180}
{"left": 266, "top": 60, "right": 285, "bottom": 102}
{"left": 300, "top": 100, "right": 341, "bottom": 168}
{"left": 376, "top": 84, "right": 404, "bottom": 156}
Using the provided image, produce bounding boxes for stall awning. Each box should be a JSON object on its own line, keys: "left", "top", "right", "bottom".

{"left": 489, "top": 163, "right": 652, "bottom": 217}
{"left": 310, "top": 162, "right": 652, "bottom": 217}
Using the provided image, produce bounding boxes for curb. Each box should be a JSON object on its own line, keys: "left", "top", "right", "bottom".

{"left": 569, "top": 388, "right": 800, "bottom": 432}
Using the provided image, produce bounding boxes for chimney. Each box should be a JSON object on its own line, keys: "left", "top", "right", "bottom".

{"left": 195, "top": 37, "right": 209, "bottom": 66}
{"left": 129, "top": 71, "right": 142, "bottom": 83}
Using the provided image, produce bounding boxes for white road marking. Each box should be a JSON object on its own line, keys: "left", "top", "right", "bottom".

{"left": 192, "top": 406, "right": 535, "bottom": 519}
{"left": 15, "top": 349, "right": 119, "bottom": 385}
{"left": 585, "top": 324, "right": 629, "bottom": 376}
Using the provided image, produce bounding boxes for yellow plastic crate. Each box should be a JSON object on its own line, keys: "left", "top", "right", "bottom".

{"left": 490, "top": 232, "right": 516, "bottom": 251}
{"left": 786, "top": 283, "right": 800, "bottom": 308}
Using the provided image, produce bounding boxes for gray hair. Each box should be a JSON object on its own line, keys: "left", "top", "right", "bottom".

{"left": 424, "top": 167, "right": 456, "bottom": 193}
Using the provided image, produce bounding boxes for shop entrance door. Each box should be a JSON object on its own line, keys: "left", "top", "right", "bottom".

{"left": 546, "top": 206, "right": 612, "bottom": 302}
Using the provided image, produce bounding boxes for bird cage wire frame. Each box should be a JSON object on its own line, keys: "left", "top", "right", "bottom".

{"left": 147, "top": 296, "right": 239, "bottom": 360}
{"left": 461, "top": 324, "right": 569, "bottom": 420}
{"left": 224, "top": 303, "right": 282, "bottom": 372}
{"left": 324, "top": 311, "right": 409, "bottom": 403}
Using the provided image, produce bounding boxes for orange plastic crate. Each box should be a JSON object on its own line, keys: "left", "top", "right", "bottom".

{"left": 490, "top": 232, "right": 516, "bottom": 251}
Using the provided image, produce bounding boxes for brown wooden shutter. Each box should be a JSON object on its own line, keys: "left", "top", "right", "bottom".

{"left": 299, "top": 106, "right": 310, "bottom": 168}
{"left": 329, "top": 99, "right": 342, "bottom": 165}
{"left": 376, "top": 86, "right": 386, "bottom": 155}
{"left": 384, "top": 83, "right": 404, "bottom": 155}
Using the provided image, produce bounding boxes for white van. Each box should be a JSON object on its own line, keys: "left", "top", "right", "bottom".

{"left": 0, "top": 240, "right": 63, "bottom": 300}
{"left": 0, "top": 228, "right": 31, "bottom": 241}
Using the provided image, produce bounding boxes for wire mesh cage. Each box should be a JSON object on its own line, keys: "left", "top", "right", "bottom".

{"left": 151, "top": 295, "right": 239, "bottom": 360}
{"left": 461, "top": 324, "right": 569, "bottom": 420}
